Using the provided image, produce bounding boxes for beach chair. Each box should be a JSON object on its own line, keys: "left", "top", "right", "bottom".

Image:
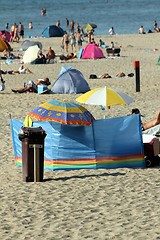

{"left": 106, "top": 48, "right": 121, "bottom": 57}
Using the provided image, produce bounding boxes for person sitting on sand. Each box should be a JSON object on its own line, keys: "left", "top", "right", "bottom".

{"left": 11, "top": 77, "right": 50, "bottom": 93}
{"left": 98, "top": 39, "right": 105, "bottom": 48}
{"left": 138, "top": 26, "right": 145, "bottom": 34}
{"left": 32, "top": 50, "right": 46, "bottom": 64}
{"left": 45, "top": 46, "right": 55, "bottom": 63}
{"left": 7, "top": 65, "right": 32, "bottom": 75}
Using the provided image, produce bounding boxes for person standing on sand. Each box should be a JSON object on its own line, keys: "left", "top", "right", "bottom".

{"left": 76, "top": 30, "right": 83, "bottom": 50}
{"left": 70, "top": 20, "right": 75, "bottom": 34}
{"left": 10, "top": 23, "right": 16, "bottom": 42}
{"left": 70, "top": 33, "right": 76, "bottom": 52}
{"left": 62, "top": 31, "right": 69, "bottom": 52}
{"left": 87, "top": 29, "right": 94, "bottom": 43}
{"left": 13, "top": 24, "right": 20, "bottom": 43}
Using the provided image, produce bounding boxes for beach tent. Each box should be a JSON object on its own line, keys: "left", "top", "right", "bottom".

{"left": 10, "top": 114, "right": 145, "bottom": 171}
{"left": 23, "top": 45, "right": 40, "bottom": 63}
{"left": 20, "top": 40, "right": 42, "bottom": 51}
{"left": 0, "top": 38, "right": 12, "bottom": 52}
{"left": 42, "top": 25, "right": 64, "bottom": 37}
{"left": 51, "top": 66, "right": 90, "bottom": 94}
{"left": 0, "top": 30, "right": 11, "bottom": 42}
{"left": 81, "top": 43, "right": 105, "bottom": 59}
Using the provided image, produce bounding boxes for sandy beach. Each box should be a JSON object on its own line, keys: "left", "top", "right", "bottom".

{"left": 0, "top": 33, "right": 160, "bottom": 239}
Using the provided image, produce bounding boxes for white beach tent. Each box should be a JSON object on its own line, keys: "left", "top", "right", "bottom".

{"left": 23, "top": 45, "right": 40, "bottom": 64}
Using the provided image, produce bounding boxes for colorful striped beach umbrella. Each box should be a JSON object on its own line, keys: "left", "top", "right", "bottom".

{"left": 27, "top": 99, "right": 94, "bottom": 126}
{"left": 76, "top": 87, "right": 134, "bottom": 107}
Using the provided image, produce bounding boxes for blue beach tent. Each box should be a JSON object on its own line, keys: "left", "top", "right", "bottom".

{"left": 42, "top": 25, "right": 64, "bottom": 37}
{"left": 51, "top": 66, "right": 90, "bottom": 94}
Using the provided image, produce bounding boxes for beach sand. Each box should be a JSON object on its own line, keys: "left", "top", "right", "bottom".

{"left": 0, "top": 33, "right": 160, "bottom": 239}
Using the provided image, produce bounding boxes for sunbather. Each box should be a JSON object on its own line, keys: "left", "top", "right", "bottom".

{"left": 2, "top": 50, "right": 21, "bottom": 59}
{"left": 116, "top": 72, "right": 126, "bottom": 77}
{"left": 11, "top": 77, "right": 50, "bottom": 93}
{"left": 131, "top": 108, "right": 160, "bottom": 131}
{"left": 98, "top": 73, "right": 112, "bottom": 79}
{"left": 59, "top": 52, "right": 76, "bottom": 61}
{"left": 7, "top": 65, "right": 32, "bottom": 75}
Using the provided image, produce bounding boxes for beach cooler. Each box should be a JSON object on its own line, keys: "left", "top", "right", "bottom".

{"left": 37, "top": 84, "right": 48, "bottom": 94}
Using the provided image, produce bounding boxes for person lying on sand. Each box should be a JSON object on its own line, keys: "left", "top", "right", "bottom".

{"left": 11, "top": 77, "right": 50, "bottom": 93}
{"left": 2, "top": 50, "right": 21, "bottom": 60}
{"left": 59, "top": 52, "right": 77, "bottom": 61}
{"left": 116, "top": 72, "right": 134, "bottom": 77}
{"left": 98, "top": 72, "right": 134, "bottom": 79}
{"left": 98, "top": 73, "right": 112, "bottom": 79}
{"left": 131, "top": 108, "right": 160, "bottom": 131}
{"left": 7, "top": 65, "right": 32, "bottom": 74}
{"left": 115, "top": 72, "right": 126, "bottom": 77}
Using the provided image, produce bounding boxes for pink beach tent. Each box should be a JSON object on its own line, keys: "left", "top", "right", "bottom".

{"left": 81, "top": 43, "right": 105, "bottom": 59}
{"left": 0, "top": 30, "right": 11, "bottom": 42}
